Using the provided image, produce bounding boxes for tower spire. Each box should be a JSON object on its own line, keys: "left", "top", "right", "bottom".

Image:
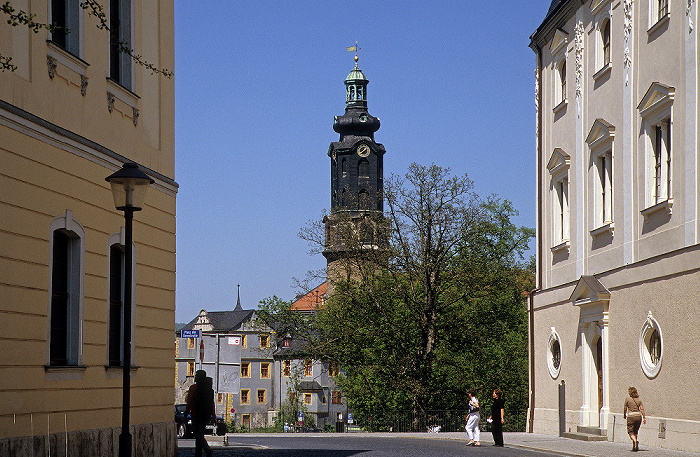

{"left": 234, "top": 284, "right": 242, "bottom": 311}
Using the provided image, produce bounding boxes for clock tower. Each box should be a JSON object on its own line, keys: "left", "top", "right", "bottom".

{"left": 323, "top": 53, "right": 388, "bottom": 289}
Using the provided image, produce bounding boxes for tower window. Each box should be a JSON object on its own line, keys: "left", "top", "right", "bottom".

{"left": 358, "top": 159, "right": 369, "bottom": 178}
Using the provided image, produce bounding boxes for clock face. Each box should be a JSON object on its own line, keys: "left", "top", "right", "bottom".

{"left": 357, "top": 144, "right": 370, "bottom": 158}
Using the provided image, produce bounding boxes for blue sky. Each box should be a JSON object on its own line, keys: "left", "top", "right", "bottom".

{"left": 174, "top": 1, "right": 550, "bottom": 322}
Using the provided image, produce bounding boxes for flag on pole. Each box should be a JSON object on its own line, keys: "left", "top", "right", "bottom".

{"left": 347, "top": 46, "right": 357, "bottom": 52}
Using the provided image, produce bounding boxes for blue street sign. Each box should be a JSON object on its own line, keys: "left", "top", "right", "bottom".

{"left": 181, "top": 329, "right": 200, "bottom": 338}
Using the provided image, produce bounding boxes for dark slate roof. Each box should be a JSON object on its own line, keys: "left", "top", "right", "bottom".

{"left": 531, "top": 0, "right": 569, "bottom": 44}
{"left": 299, "top": 381, "right": 323, "bottom": 392}
{"left": 180, "top": 308, "right": 255, "bottom": 333}
{"left": 547, "top": 0, "right": 566, "bottom": 17}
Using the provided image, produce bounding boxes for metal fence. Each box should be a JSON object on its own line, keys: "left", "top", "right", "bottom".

{"left": 359, "top": 406, "right": 526, "bottom": 433}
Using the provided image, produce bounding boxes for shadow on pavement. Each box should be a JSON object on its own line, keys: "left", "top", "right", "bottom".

{"left": 178, "top": 450, "right": 370, "bottom": 457}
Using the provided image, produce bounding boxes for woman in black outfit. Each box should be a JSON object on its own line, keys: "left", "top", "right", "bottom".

{"left": 488, "top": 389, "right": 505, "bottom": 446}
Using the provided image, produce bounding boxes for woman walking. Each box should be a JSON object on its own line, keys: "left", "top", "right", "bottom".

{"left": 465, "top": 390, "right": 481, "bottom": 446}
{"left": 623, "top": 386, "right": 646, "bottom": 451}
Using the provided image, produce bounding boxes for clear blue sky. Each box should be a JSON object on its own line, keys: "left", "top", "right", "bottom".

{"left": 174, "top": 1, "right": 550, "bottom": 323}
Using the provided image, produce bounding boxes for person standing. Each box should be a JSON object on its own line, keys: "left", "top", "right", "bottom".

{"left": 465, "top": 390, "right": 481, "bottom": 446}
{"left": 488, "top": 389, "right": 505, "bottom": 446}
{"left": 623, "top": 386, "right": 646, "bottom": 452}
{"left": 186, "top": 370, "right": 215, "bottom": 457}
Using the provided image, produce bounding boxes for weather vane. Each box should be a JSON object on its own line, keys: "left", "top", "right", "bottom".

{"left": 347, "top": 40, "right": 360, "bottom": 63}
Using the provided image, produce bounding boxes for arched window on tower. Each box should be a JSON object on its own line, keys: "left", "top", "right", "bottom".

{"left": 358, "top": 159, "right": 369, "bottom": 178}
{"left": 360, "top": 220, "right": 374, "bottom": 245}
{"left": 341, "top": 158, "right": 348, "bottom": 178}
{"left": 358, "top": 189, "right": 371, "bottom": 210}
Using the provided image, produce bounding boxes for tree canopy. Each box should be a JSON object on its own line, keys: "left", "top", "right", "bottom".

{"left": 260, "top": 163, "right": 534, "bottom": 430}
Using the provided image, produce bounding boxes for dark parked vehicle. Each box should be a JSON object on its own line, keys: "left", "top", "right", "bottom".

{"left": 175, "top": 404, "right": 227, "bottom": 438}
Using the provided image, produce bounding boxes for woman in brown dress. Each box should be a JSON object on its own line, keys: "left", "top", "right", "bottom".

{"left": 623, "top": 386, "right": 646, "bottom": 451}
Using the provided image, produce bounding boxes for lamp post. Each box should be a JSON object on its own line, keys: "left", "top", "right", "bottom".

{"left": 105, "top": 163, "right": 154, "bottom": 457}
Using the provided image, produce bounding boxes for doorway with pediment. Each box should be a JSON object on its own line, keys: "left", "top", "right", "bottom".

{"left": 571, "top": 276, "right": 610, "bottom": 430}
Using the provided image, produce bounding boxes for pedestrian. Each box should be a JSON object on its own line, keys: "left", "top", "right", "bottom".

{"left": 465, "top": 389, "right": 481, "bottom": 446}
{"left": 185, "top": 370, "right": 215, "bottom": 457}
{"left": 623, "top": 386, "right": 646, "bottom": 452}
{"left": 488, "top": 389, "right": 505, "bottom": 447}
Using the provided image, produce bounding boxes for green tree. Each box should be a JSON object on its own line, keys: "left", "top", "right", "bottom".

{"left": 262, "top": 163, "right": 533, "bottom": 430}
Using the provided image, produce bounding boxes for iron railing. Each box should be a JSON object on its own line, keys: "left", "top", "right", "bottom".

{"left": 359, "top": 406, "right": 526, "bottom": 433}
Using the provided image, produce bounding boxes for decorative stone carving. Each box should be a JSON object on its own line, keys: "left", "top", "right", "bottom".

{"left": 688, "top": 0, "right": 695, "bottom": 33}
{"left": 107, "top": 92, "right": 115, "bottom": 113}
{"left": 535, "top": 68, "right": 539, "bottom": 137}
{"left": 47, "top": 56, "right": 57, "bottom": 79}
{"left": 80, "top": 76, "right": 88, "bottom": 96}
{"left": 574, "top": 21, "right": 584, "bottom": 99}
{"left": 132, "top": 107, "right": 139, "bottom": 126}
{"left": 624, "top": 0, "right": 633, "bottom": 84}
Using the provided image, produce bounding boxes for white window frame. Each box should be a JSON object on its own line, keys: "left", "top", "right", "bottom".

{"left": 639, "top": 311, "right": 663, "bottom": 378}
{"left": 648, "top": 0, "right": 670, "bottom": 34}
{"left": 106, "top": 229, "right": 136, "bottom": 368}
{"left": 48, "top": 0, "right": 84, "bottom": 57}
{"left": 550, "top": 28, "right": 568, "bottom": 112}
{"left": 47, "top": 210, "right": 85, "bottom": 373}
{"left": 109, "top": 0, "right": 134, "bottom": 90}
{"left": 638, "top": 83, "right": 674, "bottom": 215}
{"left": 548, "top": 149, "right": 571, "bottom": 252}
{"left": 586, "top": 119, "right": 615, "bottom": 234}
{"left": 592, "top": 0, "right": 612, "bottom": 79}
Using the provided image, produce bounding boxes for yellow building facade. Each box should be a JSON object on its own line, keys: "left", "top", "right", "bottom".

{"left": 0, "top": 0, "right": 176, "bottom": 455}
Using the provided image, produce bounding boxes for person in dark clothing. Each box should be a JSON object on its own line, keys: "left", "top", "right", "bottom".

{"left": 488, "top": 389, "right": 505, "bottom": 447}
{"left": 186, "top": 370, "right": 215, "bottom": 457}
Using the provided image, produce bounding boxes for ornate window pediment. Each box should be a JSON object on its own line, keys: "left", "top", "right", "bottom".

{"left": 637, "top": 82, "right": 675, "bottom": 119}
{"left": 550, "top": 28, "right": 569, "bottom": 56}
{"left": 547, "top": 148, "right": 570, "bottom": 180}
{"left": 591, "top": 0, "right": 612, "bottom": 15}
{"left": 586, "top": 119, "right": 615, "bottom": 150}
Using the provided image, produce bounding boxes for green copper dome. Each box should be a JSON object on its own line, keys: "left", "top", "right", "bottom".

{"left": 346, "top": 63, "right": 367, "bottom": 81}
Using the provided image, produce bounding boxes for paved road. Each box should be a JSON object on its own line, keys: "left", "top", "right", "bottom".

{"left": 178, "top": 434, "right": 561, "bottom": 457}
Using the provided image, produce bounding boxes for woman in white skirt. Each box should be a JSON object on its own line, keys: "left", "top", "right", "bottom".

{"left": 465, "top": 390, "right": 481, "bottom": 446}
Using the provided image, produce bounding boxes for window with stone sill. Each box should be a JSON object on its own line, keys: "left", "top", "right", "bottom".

{"left": 638, "top": 83, "right": 674, "bottom": 213}
{"left": 48, "top": 211, "right": 85, "bottom": 369}
{"left": 49, "top": 0, "right": 82, "bottom": 57}
{"left": 648, "top": 0, "right": 670, "bottom": 34}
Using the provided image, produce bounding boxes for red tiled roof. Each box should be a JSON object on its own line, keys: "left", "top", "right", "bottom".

{"left": 291, "top": 282, "right": 327, "bottom": 312}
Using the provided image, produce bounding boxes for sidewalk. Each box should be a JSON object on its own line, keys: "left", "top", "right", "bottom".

{"left": 410, "top": 432, "right": 700, "bottom": 456}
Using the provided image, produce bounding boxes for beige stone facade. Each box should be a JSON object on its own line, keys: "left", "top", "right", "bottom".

{"left": 0, "top": 0, "right": 176, "bottom": 455}
{"left": 530, "top": 0, "right": 700, "bottom": 452}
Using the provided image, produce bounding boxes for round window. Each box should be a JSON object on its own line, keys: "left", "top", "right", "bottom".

{"left": 639, "top": 311, "right": 663, "bottom": 378}
{"left": 547, "top": 328, "right": 562, "bottom": 379}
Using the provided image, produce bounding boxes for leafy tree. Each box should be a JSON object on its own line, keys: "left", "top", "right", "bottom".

{"left": 262, "top": 163, "right": 533, "bottom": 430}
{"left": 1, "top": 1, "right": 172, "bottom": 76}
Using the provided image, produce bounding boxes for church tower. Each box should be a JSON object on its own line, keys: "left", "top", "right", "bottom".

{"left": 323, "top": 52, "right": 388, "bottom": 291}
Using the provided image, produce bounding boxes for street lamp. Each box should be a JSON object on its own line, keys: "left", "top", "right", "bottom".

{"left": 105, "top": 163, "right": 154, "bottom": 457}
